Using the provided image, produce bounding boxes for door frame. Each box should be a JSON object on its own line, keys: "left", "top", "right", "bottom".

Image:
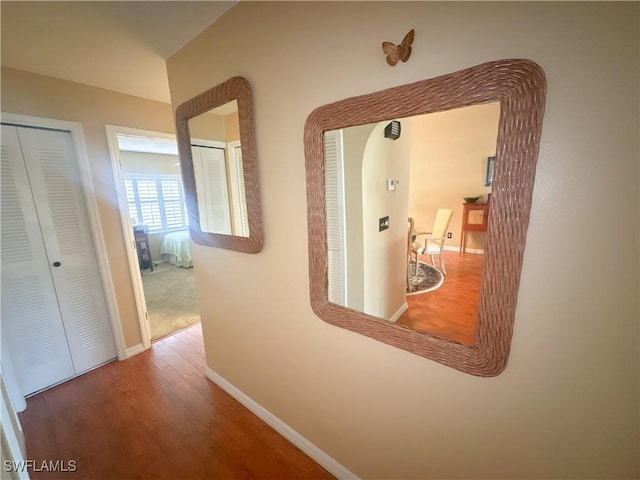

{"left": 1, "top": 113, "right": 127, "bottom": 365}
{"left": 105, "top": 125, "right": 182, "bottom": 351}
{"left": 227, "top": 139, "right": 249, "bottom": 237}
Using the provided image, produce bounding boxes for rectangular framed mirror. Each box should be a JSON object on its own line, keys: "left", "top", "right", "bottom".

{"left": 175, "top": 76, "right": 263, "bottom": 253}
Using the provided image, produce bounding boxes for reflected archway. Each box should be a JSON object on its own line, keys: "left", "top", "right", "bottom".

{"left": 325, "top": 102, "right": 501, "bottom": 346}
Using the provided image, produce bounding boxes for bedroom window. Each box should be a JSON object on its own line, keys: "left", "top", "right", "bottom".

{"left": 124, "top": 174, "right": 188, "bottom": 232}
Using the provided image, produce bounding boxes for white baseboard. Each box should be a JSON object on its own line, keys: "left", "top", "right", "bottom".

{"left": 204, "top": 367, "right": 359, "bottom": 480}
{"left": 125, "top": 343, "right": 146, "bottom": 358}
{"left": 388, "top": 302, "right": 408, "bottom": 323}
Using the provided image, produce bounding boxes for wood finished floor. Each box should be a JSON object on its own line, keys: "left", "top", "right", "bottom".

{"left": 397, "top": 250, "right": 484, "bottom": 346}
{"left": 18, "top": 324, "right": 334, "bottom": 480}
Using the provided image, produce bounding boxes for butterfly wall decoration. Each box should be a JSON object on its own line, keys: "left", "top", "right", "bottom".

{"left": 382, "top": 29, "right": 414, "bottom": 66}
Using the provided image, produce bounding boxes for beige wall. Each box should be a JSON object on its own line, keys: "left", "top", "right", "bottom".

{"left": 342, "top": 124, "right": 375, "bottom": 311}
{"left": 224, "top": 111, "right": 240, "bottom": 142}
{"left": 189, "top": 111, "right": 225, "bottom": 142}
{"left": 362, "top": 121, "right": 412, "bottom": 319}
{"left": 189, "top": 110, "right": 239, "bottom": 143}
{"left": 119, "top": 150, "right": 180, "bottom": 176}
{"left": 409, "top": 102, "right": 500, "bottom": 251}
{"left": 167, "top": 2, "right": 639, "bottom": 478}
{"left": 1, "top": 67, "right": 176, "bottom": 349}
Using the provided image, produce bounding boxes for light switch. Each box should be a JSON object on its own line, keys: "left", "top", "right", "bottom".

{"left": 387, "top": 179, "right": 397, "bottom": 191}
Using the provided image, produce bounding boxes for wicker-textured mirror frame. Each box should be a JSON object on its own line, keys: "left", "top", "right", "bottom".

{"left": 304, "top": 59, "right": 546, "bottom": 376}
{"left": 175, "top": 76, "right": 263, "bottom": 253}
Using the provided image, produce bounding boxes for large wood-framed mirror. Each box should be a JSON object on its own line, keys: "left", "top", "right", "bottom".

{"left": 176, "top": 76, "right": 263, "bottom": 253}
{"left": 304, "top": 59, "right": 546, "bottom": 376}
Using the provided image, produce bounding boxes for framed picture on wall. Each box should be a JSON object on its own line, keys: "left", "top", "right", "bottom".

{"left": 485, "top": 156, "right": 495, "bottom": 186}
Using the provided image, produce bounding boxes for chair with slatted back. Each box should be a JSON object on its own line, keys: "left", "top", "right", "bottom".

{"left": 409, "top": 208, "right": 454, "bottom": 275}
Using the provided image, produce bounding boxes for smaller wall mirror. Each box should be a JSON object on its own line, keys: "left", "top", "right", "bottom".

{"left": 305, "top": 59, "right": 546, "bottom": 376}
{"left": 176, "top": 77, "right": 263, "bottom": 253}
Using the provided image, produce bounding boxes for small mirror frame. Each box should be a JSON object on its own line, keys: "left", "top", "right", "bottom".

{"left": 304, "top": 59, "right": 546, "bottom": 376}
{"left": 176, "top": 76, "right": 263, "bottom": 253}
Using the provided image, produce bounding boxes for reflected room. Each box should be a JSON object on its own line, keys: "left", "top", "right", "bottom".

{"left": 187, "top": 100, "right": 250, "bottom": 237}
{"left": 325, "top": 101, "right": 500, "bottom": 346}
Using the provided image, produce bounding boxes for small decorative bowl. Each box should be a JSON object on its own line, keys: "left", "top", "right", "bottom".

{"left": 464, "top": 196, "right": 480, "bottom": 203}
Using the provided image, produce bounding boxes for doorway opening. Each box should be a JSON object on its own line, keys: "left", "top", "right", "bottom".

{"left": 106, "top": 126, "right": 201, "bottom": 345}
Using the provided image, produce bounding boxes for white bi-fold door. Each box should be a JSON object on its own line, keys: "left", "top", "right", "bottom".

{"left": 191, "top": 143, "right": 249, "bottom": 237}
{"left": 1, "top": 125, "right": 116, "bottom": 396}
{"left": 191, "top": 145, "right": 232, "bottom": 234}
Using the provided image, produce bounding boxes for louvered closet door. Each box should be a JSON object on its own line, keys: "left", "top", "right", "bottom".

{"left": 192, "top": 145, "right": 232, "bottom": 235}
{"left": 324, "top": 130, "right": 346, "bottom": 305}
{"left": 16, "top": 127, "right": 116, "bottom": 376}
{"left": 1, "top": 125, "right": 76, "bottom": 395}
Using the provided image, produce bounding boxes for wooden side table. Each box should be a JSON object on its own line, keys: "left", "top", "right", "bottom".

{"left": 460, "top": 201, "right": 490, "bottom": 253}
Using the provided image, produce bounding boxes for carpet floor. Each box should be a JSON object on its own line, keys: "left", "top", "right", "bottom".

{"left": 141, "top": 262, "right": 201, "bottom": 340}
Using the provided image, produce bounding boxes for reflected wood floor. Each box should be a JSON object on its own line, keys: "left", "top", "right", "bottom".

{"left": 397, "top": 250, "right": 483, "bottom": 346}
{"left": 18, "top": 324, "right": 334, "bottom": 480}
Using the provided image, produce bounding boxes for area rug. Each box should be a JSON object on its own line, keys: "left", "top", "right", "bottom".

{"left": 407, "top": 260, "right": 444, "bottom": 295}
{"left": 141, "top": 263, "right": 201, "bottom": 340}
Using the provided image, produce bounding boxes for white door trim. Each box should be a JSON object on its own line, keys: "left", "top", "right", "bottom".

{"left": 1, "top": 112, "right": 126, "bottom": 362}
{"left": 191, "top": 138, "right": 226, "bottom": 149}
{"left": 227, "top": 140, "right": 249, "bottom": 237}
{"left": 105, "top": 125, "right": 180, "bottom": 353}
{"left": 1, "top": 334, "right": 26, "bottom": 413}
{"left": 1, "top": 375, "right": 29, "bottom": 479}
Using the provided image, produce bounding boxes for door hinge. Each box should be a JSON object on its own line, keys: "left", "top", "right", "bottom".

{"left": 144, "top": 311, "right": 148, "bottom": 320}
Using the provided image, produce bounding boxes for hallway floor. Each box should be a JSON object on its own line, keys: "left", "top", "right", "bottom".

{"left": 19, "top": 324, "right": 334, "bottom": 480}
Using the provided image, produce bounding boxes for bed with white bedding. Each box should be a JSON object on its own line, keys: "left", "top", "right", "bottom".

{"left": 160, "top": 230, "right": 193, "bottom": 268}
